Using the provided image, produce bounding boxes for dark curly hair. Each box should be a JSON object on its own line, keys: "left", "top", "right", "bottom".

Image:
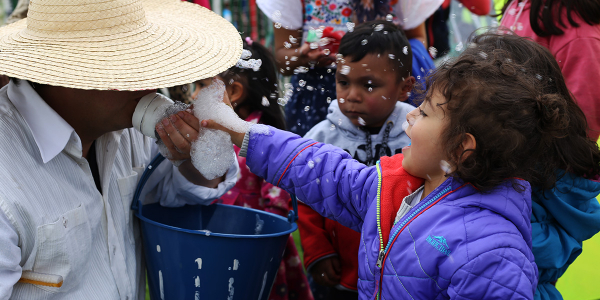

{"left": 422, "top": 32, "right": 600, "bottom": 191}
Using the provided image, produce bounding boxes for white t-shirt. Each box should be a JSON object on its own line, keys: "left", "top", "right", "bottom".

{"left": 257, "top": 0, "right": 443, "bottom": 31}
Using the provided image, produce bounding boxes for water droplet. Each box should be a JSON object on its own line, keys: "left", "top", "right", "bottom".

{"left": 274, "top": 22, "right": 282, "bottom": 29}
{"left": 361, "top": 39, "right": 368, "bottom": 46}
{"left": 358, "top": 117, "right": 366, "bottom": 126}
{"left": 304, "top": 106, "right": 310, "bottom": 112}
{"left": 401, "top": 120, "right": 409, "bottom": 131}
{"left": 428, "top": 47, "right": 438, "bottom": 58}
{"left": 388, "top": 54, "right": 395, "bottom": 59}
{"left": 403, "top": 46, "right": 408, "bottom": 55}
{"left": 330, "top": 124, "right": 336, "bottom": 131}
{"left": 346, "top": 22, "right": 355, "bottom": 32}
{"left": 316, "top": 178, "right": 320, "bottom": 184}
{"left": 536, "top": 74, "right": 543, "bottom": 80}
{"left": 451, "top": 13, "right": 456, "bottom": 18}
{"left": 368, "top": 87, "right": 373, "bottom": 92}
{"left": 326, "top": 97, "right": 332, "bottom": 103}
{"left": 277, "top": 98, "right": 288, "bottom": 106}
{"left": 440, "top": 160, "right": 452, "bottom": 174}
{"left": 479, "top": 51, "right": 488, "bottom": 59}
{"left": 386, "top": 14, "right": 393, "bottom": 22}
{"left": 284, "top": 41, "right": 291, "bottom": 49}
{"left": 340, "top": 65, "right": 351, "bottom": 75}
{"left": 338, "top": 119, "right": 343, "bottom": 126}
{"left": 262, "top": 96, "right": 270, "bottom": 106}
{"left": 338, "top": 98, "right": 345, "bottom": 103}
{"left": 298, "top": 80, "right": 306, "bottom": 87}
{"left": 307, "top": 160, "right": 315, "bottom": 169}
{"left": 323, "top": 49, "right": 331, "bottom": 55}
{"left": 310, "top": 42, "right": 319, "bottom": 50}
{"left": 289, "top": 36, "right": 297, "bottom": 43}
{"left": 290, "top": 56, "right": 298, "bottom": 61}
{"left": 455, "top": 42, "right": 464, "bottom": 52}
{"left": 306, "top": 86, "right": 314, "bottom": 91}
{"left": 374, "top": 24, "right": 384, "bottom": 32}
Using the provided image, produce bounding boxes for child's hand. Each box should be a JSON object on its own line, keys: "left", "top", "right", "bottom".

{"left": 156, "top": 110, "right": 200, "bottom": 160}
{"left": 299, "top": 43, "right": 335, "bottom": 67}
{"left": 310, "top": 256, "right": 341, "bottom": 287}
{"left": 200, "top": 119, "right": 245, "bottom": 148}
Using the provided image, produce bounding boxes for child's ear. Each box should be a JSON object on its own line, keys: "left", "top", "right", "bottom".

{"left": 227, "top": 81, "right": 245, "bottom": 105}
{"left": 397, "top": 76, "right": 416, "bottom": 102}
{"left": 458, "top": 133, "right": 477, "bottom": 161}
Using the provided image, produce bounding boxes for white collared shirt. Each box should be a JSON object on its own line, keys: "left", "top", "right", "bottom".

{"left": 0, "top": 80, "right": 238, "bottom": 300}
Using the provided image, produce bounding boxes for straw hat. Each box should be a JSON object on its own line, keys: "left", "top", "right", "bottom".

{"left": 0, "top": 0, "right": 243, "bottom": 90}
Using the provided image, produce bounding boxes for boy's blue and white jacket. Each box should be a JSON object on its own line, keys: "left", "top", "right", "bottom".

{"left": 304, "top": 100, "right": 414, "bottom": 165}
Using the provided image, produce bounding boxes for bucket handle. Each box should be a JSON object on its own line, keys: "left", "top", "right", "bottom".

{"left": 131, "top": 154, "right": 299, "bottom": 225}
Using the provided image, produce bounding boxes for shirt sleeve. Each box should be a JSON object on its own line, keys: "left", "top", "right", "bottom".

{"left": 392, "top": 0, "right": 444, "bottom": 30}
{"left": 0, "top": 208, "right": 22, "bottom": 299}
{"left": 256, "top": 0, "right": 303, "bottom": 30}
{"left": 142, "top": 144, "right": 239, "bottom": 207}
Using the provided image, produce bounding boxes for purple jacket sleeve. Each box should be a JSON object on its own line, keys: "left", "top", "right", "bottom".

{"left": 448, "top": 248, "right": 536, "bottom": 299}
{"left": 244, "top": 125, "right": 379, "bottom": 231}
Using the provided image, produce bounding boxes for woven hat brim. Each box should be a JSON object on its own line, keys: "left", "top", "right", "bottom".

{"left": 0, "top": 0, "right": 242, "bottom": 90}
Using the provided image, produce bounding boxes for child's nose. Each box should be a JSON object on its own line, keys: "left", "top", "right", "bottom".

{"left": 345, "top": 86, "right": 362, "bottom": 103}
{"left": 406, "top": 108, "right": 418, "bottom": 126}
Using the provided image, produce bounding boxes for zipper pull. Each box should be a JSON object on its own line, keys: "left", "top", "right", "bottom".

{"left": 376, "top": 249, "right": 385, "bottom": 268}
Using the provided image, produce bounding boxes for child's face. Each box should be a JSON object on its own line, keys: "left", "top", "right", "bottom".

{"left": 335, "top": 53, "right": 413, "bottom": 128}
{"left": 402, "top": 91, "right": 450, "bottom": 184}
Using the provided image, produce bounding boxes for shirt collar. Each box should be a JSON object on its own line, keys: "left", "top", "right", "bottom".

{"left": 7, "top": 80, "right": 75, "bottom": 163}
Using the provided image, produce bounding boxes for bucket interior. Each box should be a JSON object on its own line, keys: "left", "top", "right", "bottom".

{"left": 141, "top": 202, "right": 293, "bottom": 236}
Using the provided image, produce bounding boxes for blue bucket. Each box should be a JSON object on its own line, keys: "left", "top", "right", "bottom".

{"left": 132, "top": 155, "right": 299, "bottom": 300}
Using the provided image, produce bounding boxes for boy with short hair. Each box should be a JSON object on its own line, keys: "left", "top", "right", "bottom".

{"left": 297, "top": 20, "right": 416, "bottom": 299}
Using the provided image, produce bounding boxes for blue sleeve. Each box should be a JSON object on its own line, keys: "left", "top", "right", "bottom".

{"left": 245, "top": 125, "right": 379, "bottom": 231}
{"left": 448, "top": 248, "right": 536, "bottom": 300}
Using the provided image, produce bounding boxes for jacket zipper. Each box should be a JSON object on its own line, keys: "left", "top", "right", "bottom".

{"left": 375, "top": 185, "right": 452, "bottom": 299}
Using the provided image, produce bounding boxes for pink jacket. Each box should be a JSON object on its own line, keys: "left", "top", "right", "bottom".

{"left": 501, "top": 1, "right": 600, "bottom": 140}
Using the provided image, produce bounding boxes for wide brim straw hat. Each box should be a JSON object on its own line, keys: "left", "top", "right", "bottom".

{"left": 0, "top": 0, "right": 242, "bottom": 90}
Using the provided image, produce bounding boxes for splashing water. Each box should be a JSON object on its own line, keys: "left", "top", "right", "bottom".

{"left": 358, "top": 117, "right": 366, "bottom": 126}
{"left": 255, "top": 214, "right": 264, "bottom": 235}
{"left": 455, "top": 42, "right": 464, "bottom": 52}
{"left": 361, "top": 39, "right": 368, "bottom": 45}
{"left": 403, "top": 46, "right": 408, "bottom": 55}
{"left": 386, "top": 14, "right": 393, "bottom": 22}
{"left": 346, "top": 22, "right": 355, "bottom": 32}
{"left": 374, "top": 24, "right": 384, "bottom": 32}
{"left": 261, "top": 96, "right": 270, "bottom": 107}
{"left": 440, "top": 160, "right": 452, "bottom": 174}
{"left": 307, "top": 160, "right": 315, "bottom": 169}
{"left": 389, "top": 54, "right": 395, "bottom": 59}
{"left": 298, "top": 80, "right": 306, "bottom": 87}
{"left": 304, "top": 106, "right": 310, "bottom": 112}
{"left": 401, "top": 120, "right": 409, "bottom": 132}
{"left": 429, "top": 47, "right": 438, "bottom": 58}
{"left": 323, "top": 49, "right": 331, "bottom": 55}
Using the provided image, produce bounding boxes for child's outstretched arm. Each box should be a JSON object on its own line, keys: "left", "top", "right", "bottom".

{"left": 201, "top": 120, "right": 379, "bottom": 231}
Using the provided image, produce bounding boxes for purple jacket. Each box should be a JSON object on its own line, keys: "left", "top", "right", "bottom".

{"left": 244, "top": 126, "right": 538, "bottom": 299}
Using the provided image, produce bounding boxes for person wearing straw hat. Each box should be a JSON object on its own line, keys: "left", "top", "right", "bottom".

{"left": 0, "top": 0, "right": 243, "bottom": 299}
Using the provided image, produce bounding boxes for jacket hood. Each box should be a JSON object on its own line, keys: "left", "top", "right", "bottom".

{"left": 533, "top": 172, "right": 600, "bottom": 242}
{"left": 325, "top": 100, "right": 414, "bottom": 139}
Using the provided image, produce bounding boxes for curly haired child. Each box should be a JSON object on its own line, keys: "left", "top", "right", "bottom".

{"left": 199, "top": 32, "right": 600, "bottom": 299}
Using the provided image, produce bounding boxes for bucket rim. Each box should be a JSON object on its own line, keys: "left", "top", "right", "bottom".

{"left": 134, "top": 203, "right": 298, "bottom": 238}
